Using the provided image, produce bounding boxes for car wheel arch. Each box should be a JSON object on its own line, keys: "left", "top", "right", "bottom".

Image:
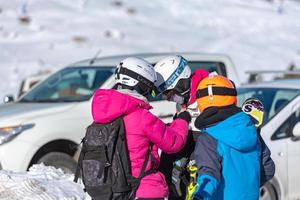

{"left": 269, "top": 176, "right": 282, "bottom": 200}
{"left": 28, "top": 139, "right": 79, "bottom": 170}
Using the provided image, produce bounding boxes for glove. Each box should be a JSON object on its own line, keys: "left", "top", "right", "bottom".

{"left": 192, "top": 175, "right": 218, "bottom": 200}
{"left": 177, "top": 111, "right": 192, "bottom": 123}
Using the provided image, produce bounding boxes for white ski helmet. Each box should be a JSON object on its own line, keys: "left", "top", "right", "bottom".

{"left": 115, "top": 57, "right": 157, "bottom": 93}
{"left": 154, "top": 55, "right": 192, "bottom": 94}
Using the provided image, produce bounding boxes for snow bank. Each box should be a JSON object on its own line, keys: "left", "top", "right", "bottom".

{"left": 0, "top": 164, "right": 89, "bottom": 200}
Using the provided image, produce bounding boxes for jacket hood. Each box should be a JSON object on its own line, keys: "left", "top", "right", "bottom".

{"left": 206, "top": 112, "right": 257, "bottom": 152}
{"left": 188, "top": 69, "right": 209, "bottom": 105}
{"left": 92, "top": 89, "right": 152, "bottom": 123}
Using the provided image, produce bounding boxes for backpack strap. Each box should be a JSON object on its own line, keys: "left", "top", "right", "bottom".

{"left": 129, "top": 145, "right": 157, "bottom": 199}
{"left": 138, "top": 146, "right": 157, "bottom": 180}
{"left": 74, "top": 137, "right": 86, "bottom": 183}
{"left": 73, "top": 152, "right": 82, "bottom": 183}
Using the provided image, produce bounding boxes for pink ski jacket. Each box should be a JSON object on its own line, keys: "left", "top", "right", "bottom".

{"left": 92, "top": 89, "right": 189, "bottom": 198}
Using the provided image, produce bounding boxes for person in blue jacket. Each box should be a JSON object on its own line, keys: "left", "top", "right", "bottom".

{"left": 192, "top": 75, "right": 275, "bottom": 200}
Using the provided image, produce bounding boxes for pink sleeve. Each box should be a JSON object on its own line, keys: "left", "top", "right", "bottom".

{"left": 141, "top": 111, "right": 189, "bottom": 154}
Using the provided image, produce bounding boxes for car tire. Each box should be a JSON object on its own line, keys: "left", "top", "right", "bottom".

{"left": 260, "top": 182, "right": 278, "bottom": 200}
{"left": 37, "top": 152, "right": 77, "bottom": 174}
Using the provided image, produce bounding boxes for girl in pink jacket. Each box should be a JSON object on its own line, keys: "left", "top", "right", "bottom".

{"left": 92, "top": 57, "right": 190, "bottom": 199}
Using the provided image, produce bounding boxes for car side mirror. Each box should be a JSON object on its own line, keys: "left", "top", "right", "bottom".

{"left": 291, "top": 122, "right": 300, "bottom": 141}
{"left": 3, "top": 95, "right": 14, "bottom": 103}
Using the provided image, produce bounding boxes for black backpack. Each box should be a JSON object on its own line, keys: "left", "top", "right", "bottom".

{"left": 74, "top": 118, "right": 155, "bottom": 200}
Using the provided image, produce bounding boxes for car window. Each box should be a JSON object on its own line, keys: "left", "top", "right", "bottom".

{"left": 188, "top": 61, "right": 227, "bottom": 76}
{"left": 268, "top": 90, "right": 298, "bottom": 119}
{"left": 272, "top": 107, "right": 300, "bottom": 140}
{"left": 29, "top": 80, "right": 40, "bottom": 88}
{"left": 237, "top": 88, "right": 300, "bottom": 124}
{"left": 20, "top": 67, "right": 114, "bottom": 102}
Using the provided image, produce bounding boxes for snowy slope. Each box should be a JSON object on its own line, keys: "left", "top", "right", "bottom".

{"left": 0, "top": 164, "right": 89, "bottom": 200}
{"left": 0, "top": 0, "right": 299, "bottom": 100}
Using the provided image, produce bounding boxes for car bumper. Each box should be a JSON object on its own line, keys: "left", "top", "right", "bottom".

{"left": 0, "top": 139, "right": 39, "bottom": 172}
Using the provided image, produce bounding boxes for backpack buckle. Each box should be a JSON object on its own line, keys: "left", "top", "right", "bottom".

{"left": 105, "top": 162, "right": 111, "bottom": 167}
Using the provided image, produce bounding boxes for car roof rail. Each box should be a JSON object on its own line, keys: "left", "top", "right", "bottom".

{"left": 246, "top": 70, "right": 300, "bottom": 83}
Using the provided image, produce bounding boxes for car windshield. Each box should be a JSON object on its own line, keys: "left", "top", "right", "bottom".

{"left": 20, "top": 67, "right": 114, "bottom": 102}
{"left": 237, "top": 87, "right": 300, "bottom": 124}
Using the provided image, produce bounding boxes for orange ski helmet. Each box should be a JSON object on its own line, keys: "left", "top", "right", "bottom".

{"left": 196, "top": 75, "right": 237, "bottom": 112}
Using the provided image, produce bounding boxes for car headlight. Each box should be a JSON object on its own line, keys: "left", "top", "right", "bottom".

{"left": 0, "top": 124, "right": 35, "bottom": 145}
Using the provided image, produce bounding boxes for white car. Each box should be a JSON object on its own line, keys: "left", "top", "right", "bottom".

{"left": 0, "top": 53, "right": 238, "bottom": 174}
{"left": 238, "top": 79, "right": 300, "bottom": 200}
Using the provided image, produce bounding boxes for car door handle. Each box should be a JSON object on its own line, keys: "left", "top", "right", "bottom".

{"left": 159, "top": 114, "right": 174, "bottom": 119}
{"left": 278, "top": 152, "right": 284, "bottom": 157}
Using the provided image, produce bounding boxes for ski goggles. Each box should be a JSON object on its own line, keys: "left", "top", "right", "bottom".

{"left": 161, "top": 78, "right": 191, "bottom": 104}
{"left": 162, "top": 78, "right": 191, "bottom": 97}
{"left": 115, "top": 66, "right": 157, "bottom": 94}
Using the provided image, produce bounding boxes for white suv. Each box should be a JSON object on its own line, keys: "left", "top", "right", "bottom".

{"left": 0, "top": 53, "right": 238, "bottom": 174}
{"left": 238, "top": 79, "right": 300, "bottom": 200}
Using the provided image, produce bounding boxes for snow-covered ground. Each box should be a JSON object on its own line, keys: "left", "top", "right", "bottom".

{"left": 0, "top": 0, "right": 299, "bottom": 100}
{"left": 0, "top": 164, "right": 89, "bottom": 200}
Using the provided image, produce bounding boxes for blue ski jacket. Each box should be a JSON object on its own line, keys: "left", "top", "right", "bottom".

{"left": 194, "top": 112, "right": 262, "bottom": 200}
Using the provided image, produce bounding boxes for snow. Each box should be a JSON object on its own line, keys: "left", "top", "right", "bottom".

{"left": 0, "top": 164, "right": 89, "bottom": 200}
{"left": 0, "top": 0, "right": 299, "bottom": 99}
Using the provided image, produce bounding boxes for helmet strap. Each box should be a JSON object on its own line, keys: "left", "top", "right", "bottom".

{"left": 117, "top": 67, "right": 155, "bottom": 90}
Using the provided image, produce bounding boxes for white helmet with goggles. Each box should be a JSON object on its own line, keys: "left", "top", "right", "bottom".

{"left": 154, "top": 55, "right": 192, "bottom": 104}
{"left": 115, "top": 57, "right": 157, "bottom": 96}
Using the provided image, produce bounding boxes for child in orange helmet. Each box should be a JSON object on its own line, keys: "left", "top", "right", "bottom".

{"left": 191, "top": 74, "right": 274, "bottom": 200}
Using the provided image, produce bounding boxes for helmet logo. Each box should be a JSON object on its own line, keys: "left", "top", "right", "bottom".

{"left": 243, "top": 104, "right": 253, "bottom": 113}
